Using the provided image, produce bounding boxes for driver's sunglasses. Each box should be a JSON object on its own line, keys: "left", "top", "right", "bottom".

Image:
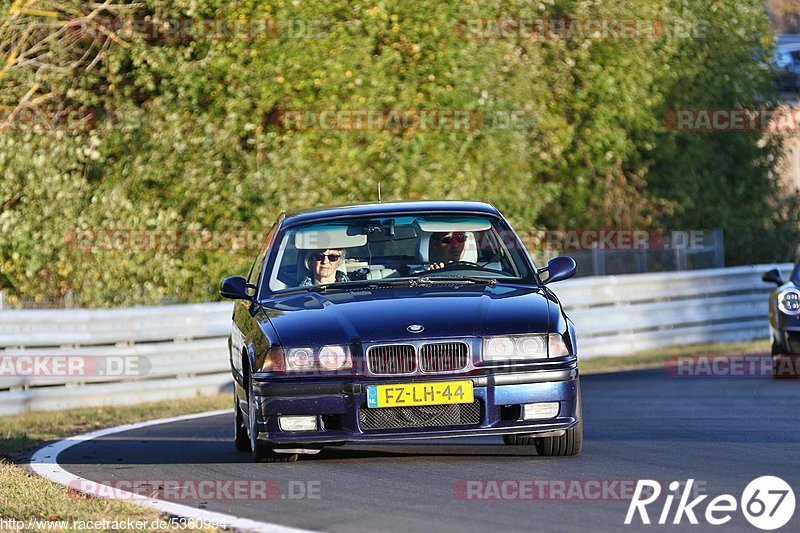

{"left": 313, "top": 253, "right": 342, "bottom": 262}
{"left": 439, "top": 234, "right": 468, "bottom": 245}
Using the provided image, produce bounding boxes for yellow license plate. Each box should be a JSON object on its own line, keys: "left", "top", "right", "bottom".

{"left": 366, "top": 380, "right": 474, "bottom": 408}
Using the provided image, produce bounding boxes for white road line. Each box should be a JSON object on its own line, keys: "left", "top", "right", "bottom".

{"left": 29, "top": 409, "right": 317, "bottom": 533}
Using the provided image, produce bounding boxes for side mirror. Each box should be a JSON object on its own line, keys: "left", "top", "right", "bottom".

{"left": 540, "top": 256, "right": 577, "bottom": 285}
{"left": 762, "top": 269, "right": 784, "bottom": 286}
{"left": 220, "top": 276, "right": 253, "bottom": 301}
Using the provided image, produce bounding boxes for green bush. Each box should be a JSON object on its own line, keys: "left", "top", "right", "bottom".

{"left": 0, "top": 0, "right": 797, "bottom": 307}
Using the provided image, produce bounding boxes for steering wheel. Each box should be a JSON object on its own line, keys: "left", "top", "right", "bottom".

{"left": 428, "top": 260, "right": 482, "bottom": 272}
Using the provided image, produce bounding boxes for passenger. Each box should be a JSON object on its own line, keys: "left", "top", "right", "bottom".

{"left": 427, "top": 232, "right": 468, "bottom": 270}
{"left": 301, "top": 249, "right": 350, "bottom": 286}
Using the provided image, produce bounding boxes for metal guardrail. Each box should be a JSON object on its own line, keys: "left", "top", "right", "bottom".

{"left": 0, "top": 263, "right": 793, "bottom": 415}
{"left": 0, "top": 303, "right": 233, "bottom": 416}
{"left": 558, "top": 263, "right": 795, "bottom": 357}
{"left": 526, "top": 228, "right": 726, "bottom": 277}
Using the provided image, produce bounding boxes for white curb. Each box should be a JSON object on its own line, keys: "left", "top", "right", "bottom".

{"left": 29, "top": 409, "right": 316, "bottom": 533}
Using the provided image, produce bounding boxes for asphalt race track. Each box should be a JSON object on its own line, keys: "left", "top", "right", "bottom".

{"left": 54, "top": 369, "right": 800, "bottom": 532}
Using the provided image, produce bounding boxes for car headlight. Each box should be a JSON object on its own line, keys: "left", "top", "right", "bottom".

{"left": 285, "top": 347, "right": 315, "bottom": 371}
{"left": 318, "top": 345, "right": 352, "bottom": 371}
{"left": 284, "top": 345, "right": 352, "bottom": 372}
{"left": 482, "top": 334, "right": 570, "bottom": 361}
{"left": 778, "top": 288, "right": 800, "bottom": 316}
{"left": 484, "top": 336, "right": 516, "bottom": 359}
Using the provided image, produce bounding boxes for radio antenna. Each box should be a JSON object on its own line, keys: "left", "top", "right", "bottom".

{"left": 377, "top": 180, "right": 382, "bottom": 203}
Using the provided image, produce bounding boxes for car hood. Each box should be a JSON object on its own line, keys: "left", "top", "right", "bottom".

{"left": 259, "top": 284, "right": 557, "bottom": 347}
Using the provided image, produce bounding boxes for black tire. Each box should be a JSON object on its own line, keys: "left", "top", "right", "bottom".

{"left": 503, "top": 434, "right": 525, "bottom": 445}
{"left": 503, "top": 380, "right": 583, "bottom": 456}
{"left": 247, "top": 372, "right": 299, "bottom": 463}
{"left": 234, "top": 389, "right": 250, "bottom": 452}
{"left": 534, "top": 415, "right": 583, "bottom": 457}
{"left": 252, "top": 444, "right": 300, "bottom": 463}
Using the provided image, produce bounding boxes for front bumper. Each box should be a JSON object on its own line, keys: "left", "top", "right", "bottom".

{"left": 248, "top": 367, "right": 580, "bottom": 446}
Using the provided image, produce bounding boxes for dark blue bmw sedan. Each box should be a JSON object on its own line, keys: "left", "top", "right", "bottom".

{"left": 221, "top": 201, "right": 582, "bottom": 462}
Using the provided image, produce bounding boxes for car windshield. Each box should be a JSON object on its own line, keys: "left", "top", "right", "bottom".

{"left": 266, "top": 214, "right": 534, "bottom": 292}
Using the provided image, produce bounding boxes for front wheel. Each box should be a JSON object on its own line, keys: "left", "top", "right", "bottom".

{"left": 234, "top": 388, "right": 250, "bottom": 452}
{"left": 534, "top": 416, "right": 583, "bottom": 456}
{"left": 504, "top": 380, "right": 583, "bottom": 456}
{"left": 247, "top": 373, "right": 299, "bottom": 463}
{"left": 252, "top": 443, "right": 299, "bottom": 463}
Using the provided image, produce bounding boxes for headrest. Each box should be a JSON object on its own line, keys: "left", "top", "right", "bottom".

{"left": 415, "top": 233, "right": 433, "bottom": 263}
{"left": 462, "top": 233, "right": 478, "bottom": 263}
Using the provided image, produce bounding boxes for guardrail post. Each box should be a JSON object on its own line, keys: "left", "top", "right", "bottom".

{"left": 0, "top": 290, "right": 6, "bottom": 310}
{"left": 636, "top": 248, "right": 648, "bottom": 274}
{"left": 673, "top": 233, "right": 688, "bottom": 271}
{"left": 64, "top": 290, "right": 76, "bottom": 309}
{"left": 591, "top": 246, "right": 606, "bottom": 276}
{"left": 712, "top": 228, "right": 725, "bottom": 268}
{"left": 675, "top": 247, "right": 687, "bottom": 271}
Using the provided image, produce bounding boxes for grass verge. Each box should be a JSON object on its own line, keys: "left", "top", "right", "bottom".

{"left": 580, "top": 338, "right": 770, "bottom": 374}
{"left": 0, "top": 394, "right": 229, "bottom": 530}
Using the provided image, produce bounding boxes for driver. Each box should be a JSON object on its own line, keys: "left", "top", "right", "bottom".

{"left": 427, "top": 232, "right": 468, "bottom": 270}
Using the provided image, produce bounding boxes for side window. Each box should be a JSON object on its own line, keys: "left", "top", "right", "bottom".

{"left": 247, "top": 221, "right": 278, "bottom": 290}
{"left": 247, "top": 249, "right": 267, "bottom": 287}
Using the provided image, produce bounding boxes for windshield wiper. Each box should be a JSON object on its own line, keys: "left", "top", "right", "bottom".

{"left": 415, "top": 276, "right": 497, "bottom": 287}
{"left": 287, "top": 276, "right": 496, "bottom": 294}
{"left": 300, "top": 279, "right": 417, "bottom": 293}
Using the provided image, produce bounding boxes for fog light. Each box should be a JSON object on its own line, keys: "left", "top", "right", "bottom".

{"left": 522, "top": 402, "right": 560, "bottom": 420}
{"left": 278, "top": 416, "right": 317, "bottom": 432}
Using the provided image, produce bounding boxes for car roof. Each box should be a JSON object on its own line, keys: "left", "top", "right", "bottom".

{"left": 777, "top": 34, "right": 800, "bottom": 47}
{"left": 776, "top": 43, "right": 800, "bottom": 54}
{"left": 280, "top": 201, "right": 501, "bottom": 227}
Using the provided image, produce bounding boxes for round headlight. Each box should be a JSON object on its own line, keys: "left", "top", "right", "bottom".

{"left": 485, "top": 336, "right": 515, "bottom": 358}
{"left": 318, "top": 345, "right": 352, "bottom": 371}
{"left": 778, "top": 288, "right": 800, "bottom": 316}
{"left": 519, "top": 336, "right": 547, "bottom": 357}
{"left": 285, "top": 348, "right": 314, "bottom": 371}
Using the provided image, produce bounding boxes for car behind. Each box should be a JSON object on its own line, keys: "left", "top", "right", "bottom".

{"left": 763, "top": 260, "right": 800, "bottom": 378}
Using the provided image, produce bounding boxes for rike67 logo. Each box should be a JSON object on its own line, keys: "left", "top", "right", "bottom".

{"left": 625, "top": 477, "right": 795, "bottom": 530}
